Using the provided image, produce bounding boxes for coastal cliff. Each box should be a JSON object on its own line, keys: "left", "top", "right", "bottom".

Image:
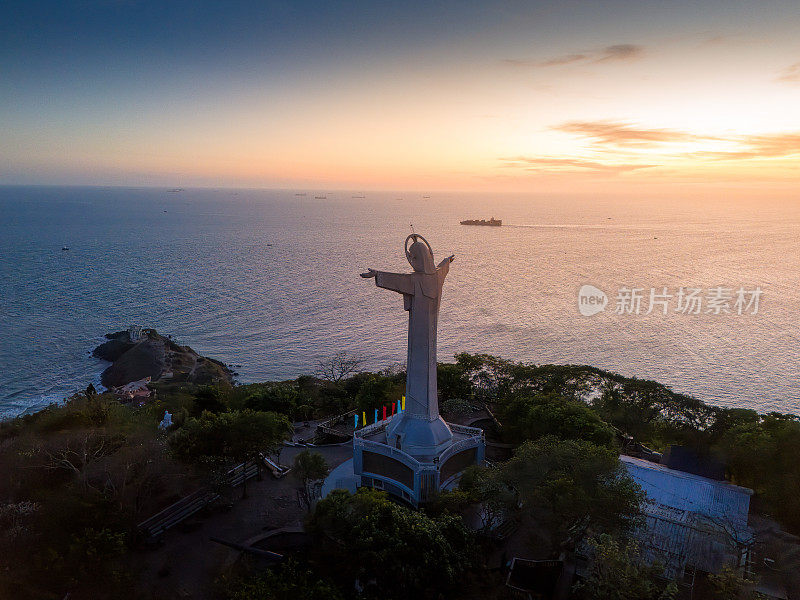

{"left": 93, "top": 328, "right": 232, "bottom": 388}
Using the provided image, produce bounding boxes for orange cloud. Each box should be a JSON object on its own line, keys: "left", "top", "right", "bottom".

{"left": 553, "top": 120, "right": 701, "bottom": 147}
{"left": 777, "top": 62, "right": 800, "bottom": 83}
{"left": 693, "top": 133, "right": 800, "bottom": 160}
{"left": 501, "top": 120, "right": 800, "bottom": 183}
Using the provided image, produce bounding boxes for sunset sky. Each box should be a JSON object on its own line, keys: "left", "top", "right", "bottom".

{"left": 2, "top": 0, "right": 800, "bottom": 192}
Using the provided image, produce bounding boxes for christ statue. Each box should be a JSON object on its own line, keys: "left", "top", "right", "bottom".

{"left": 361, "top": 234, "right": 455, "bottom": 457}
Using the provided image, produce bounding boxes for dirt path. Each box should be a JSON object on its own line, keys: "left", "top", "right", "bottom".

{"left": 134, "top": 443, "right": 353, "bottom": 600}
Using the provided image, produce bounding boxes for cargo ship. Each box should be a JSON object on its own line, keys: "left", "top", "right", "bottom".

{"left": 460, "top": 217, "right": 502, "bottom": 226}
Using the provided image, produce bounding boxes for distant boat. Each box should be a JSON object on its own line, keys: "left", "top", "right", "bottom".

{"left": 422, "top": 195, "right": 431, "bottom": 199}
{"left": 314, "top": 195, "right": 327, "bottom": 199}
{"left": 61, "top": 246, "right": 70, "bottom": 251}
{"left": 352, "top": 195, "right": 366, "bottom": 199}
{"left": 460, "top": 217, "right": 502, "bottom": 227}
{"left": 168, "top": 188, "right": 184, "bottom": 193}
{"left": 295, "top": 193, "right": 307, "bottom": 196}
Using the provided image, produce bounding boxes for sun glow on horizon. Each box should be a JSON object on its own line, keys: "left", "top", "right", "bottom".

{"left": 2, "top": 1, "right": 800, "bottom": 193}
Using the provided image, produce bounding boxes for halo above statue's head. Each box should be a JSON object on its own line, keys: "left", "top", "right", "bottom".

{"left": 405, "top": 234, "right": 435, "bottom": 273}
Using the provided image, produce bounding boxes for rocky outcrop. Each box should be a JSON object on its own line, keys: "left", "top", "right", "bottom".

{"left": 95, "top": 329, "right": 233, "bottom": 389}
{"left": 93, "top": 335, "right": 135, "bottom": 362}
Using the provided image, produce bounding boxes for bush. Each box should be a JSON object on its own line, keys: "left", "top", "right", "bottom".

{"left": 307, "top": 488, "right": 476, "bottom": 600}
{"left": 500, "top": 391, "right": 615, "bottom": 447}
{"left": 441, "top": 397, "right": 472, "bottom": 418}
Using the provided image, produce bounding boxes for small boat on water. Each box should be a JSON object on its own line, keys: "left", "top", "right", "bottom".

{"left": 314, "top": 195, "right": 327, "bottom": 199}
{"left": 62, "top": 246, "right": 70, "bottom": 251}
{"left": 460, "top": 217, "right": 502, "bottom": 227}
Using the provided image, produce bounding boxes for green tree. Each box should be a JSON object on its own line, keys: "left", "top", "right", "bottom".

{"left": 307, "top": 488, "right": 476, "bottom": 600}
{"left": 193, "top": 385, "right": 227, "bottom": 415}
{"left": 244, "top": 384, "right": 301, "bottom": 419}
{"left": 216, "top": 559, "right": 343, "bottom": 600}
{"left": 353, "top": 374, "right": 401, "bottom": 414}
{"left": 573, "top": 534, "right": 678, "bottom": 600}
{"left": 440, "top": 397, "right": 473, "bottom": 419}
{"left": 721, "top": 414, "right": 800, "bottom": 531}
{"left": 500, "top": 391, "right": 616, "bottom": 447}
{"left": 458, "top": 464, "right": 518, "bottom": 532}
{"left": 467, "top": 436, "right": 642, "bottom": 555}
{"left": 170, "top": 410, "right": 292, "bottom": 497}
{"left": 293, "top": 450, "right": 329, "bottom": 508}
{"left": 707, "top": 565, "right": 761, "bottom": 600}
{"left": 437, "top": 362, "right": 472, "bottom": 400}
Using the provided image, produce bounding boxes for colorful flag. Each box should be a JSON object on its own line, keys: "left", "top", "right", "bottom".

{"left": 374, "top": 409, "right": 378, "bottom": 423}
{"left": 362, "top": 411, "right": 366, "bottom": 426}
{"left": 391, "top": 402, "right": 396, "bottom": 415}
{"left": 401, "top": 396, "right": 406, "bottom": 411}
{"left": 382, "top": 406, "right": 387, "bottom": 420}
{"left": 354, "top": 414, "right": 359, "bottom": 429}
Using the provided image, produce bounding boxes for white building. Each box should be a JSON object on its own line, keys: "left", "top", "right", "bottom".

{"left": 620, "top": 455, "right": 754, "bottom": 581}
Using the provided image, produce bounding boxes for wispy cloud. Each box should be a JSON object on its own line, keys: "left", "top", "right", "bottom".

{"left": 504, "top": 44, "right": 643, "bottom": 69}
{"left": 500, "top": 121, "right": 800, "bottom": 179}
{"left": 556, "top": 120, "right": 800, "bottom": 159}
{"left": 695, "top": 133, "right": 800, "bottom": 160}
{"left": 593, "top": 44, "right": 642, "bottom": 63}
{"left": 553, "top": 120, "right": 701, "bottom": 147}
{"left": 500, "top": 156, "right": 656, "bottom": 175}
{"left": 777, "top": 62, "right": 800, "bottom": 83}
{"left": 535, "top": 53, "right": 588, "bottom": 67}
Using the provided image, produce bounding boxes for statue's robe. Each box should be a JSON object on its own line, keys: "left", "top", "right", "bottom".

{"left": 372, "top": 256, "right": 450, "bottom": 422}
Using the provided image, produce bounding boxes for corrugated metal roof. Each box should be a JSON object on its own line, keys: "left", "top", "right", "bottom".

{"left": 621, "top": 455, "right": 752, "bottom": 526}
{"left": 620, "top": 455, "right": 754, "bottom": 577}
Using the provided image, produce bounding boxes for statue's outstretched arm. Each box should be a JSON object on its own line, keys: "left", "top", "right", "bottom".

{"left": 437, "top": 255, "right": 455, "bottom": 268}
{"left": 436, "top": 255, "right": 455, "bottom": 282}
{"left": 360, "top": 269, "right": 414, "bottom": 294}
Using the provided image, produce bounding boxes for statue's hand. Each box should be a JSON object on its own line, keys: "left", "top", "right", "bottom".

{"left": 360, "top": 269, "right": 377, "bottom": 278}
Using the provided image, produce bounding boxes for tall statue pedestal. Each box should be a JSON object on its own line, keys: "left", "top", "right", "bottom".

{"left": 352, "top": 414, "right": 485, "bottom": 506}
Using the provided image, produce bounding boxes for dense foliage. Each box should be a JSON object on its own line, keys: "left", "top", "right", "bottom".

{"left": 3, "top": 351, "right": 800, "bottom": 599}
{"left": 216, "top": 559, "right": 343, "bottom": 600}
{"left": 460, "top": 436, "right": 643, "bottom": 554}
{"left": 0, "top": 392, "right": 193, "bottom": 599}
{"left": 306, "top": 488, "right": 477, "bottom": 600}
{"left": 573, "top": 535, "right": 678, "bottom": 600}
{"left": 293, "top": 449, "right": 329, "bottom": 507}
{"left": 169, "top": 409, "right": 291, "bottom": 464}
{"left": 448, "top": 353, "right": 800, "bottom": 534}
{"left": 500, "top": 391, "right": 615, "bottom": 447}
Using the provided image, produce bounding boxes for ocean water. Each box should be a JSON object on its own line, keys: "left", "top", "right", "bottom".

{"left": 1, "top": 186, "right": 798, "bottom": 419}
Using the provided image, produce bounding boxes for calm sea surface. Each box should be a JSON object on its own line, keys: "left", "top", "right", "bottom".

{"left": 1, "top": 186, "right": 798, "bottom": 419}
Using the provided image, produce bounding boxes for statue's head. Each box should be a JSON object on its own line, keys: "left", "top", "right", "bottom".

{"left": 405, "top": 234, "right": 435, "bottom": 274}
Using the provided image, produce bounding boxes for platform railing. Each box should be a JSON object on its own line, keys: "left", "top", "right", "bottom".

{"left": 353, "top": 436, "right": 423, "bottom": 470}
